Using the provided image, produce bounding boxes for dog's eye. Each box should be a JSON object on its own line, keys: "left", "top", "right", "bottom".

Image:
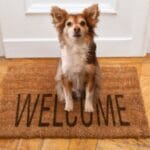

{"left": 67, "top": 22, "right": 72, "bottom": 27}
{"left": 80, "top": 21, "right": 86, "bottom": 26}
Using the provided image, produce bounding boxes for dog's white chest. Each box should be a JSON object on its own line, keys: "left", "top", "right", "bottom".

{"left": 61, "top": 45, "right": 88, "bottom": 74}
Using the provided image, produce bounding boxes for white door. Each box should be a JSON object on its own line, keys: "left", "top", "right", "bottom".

{"left": 0, "top": 0, "right": 149, "bottom": 58}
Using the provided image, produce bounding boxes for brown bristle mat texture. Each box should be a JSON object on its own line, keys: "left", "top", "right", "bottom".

{"left": 0, "top": 61, "right": 149, "bottom": 138}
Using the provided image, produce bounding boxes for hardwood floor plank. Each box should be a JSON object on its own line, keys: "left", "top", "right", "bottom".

{"left": 141, "top": 63, "right": 150, "bottom": 76}
{"left": 0, "top": 65, "right": 8, "bottom": 82}
{"left": 137, "top": 139, "right": 150, "bottom": 150}
{"left": 0, "top": 139, "right": 19, "bottom": 150}
{"left": 16, "top": 139, "right": 43, "bottom": 150}
{"left": 41, "top": 139, "right": 69, "bottom": 150}
{"left": 96, "top": 139, "right": 139, "bottom": 150}
{"left": 68, "top": 139, "right": 97, "bottom": 150}
{"left": 140, "top": 77, "right": 150, "bottom": 127}
{"left": 99, "top": 57, "right": 144, "bottom": 64}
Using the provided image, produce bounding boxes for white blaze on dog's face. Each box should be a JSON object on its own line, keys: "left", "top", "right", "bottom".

{"left": 63, "top": 15, "right": 89, "bottom": 41}
{"left": 51, "top": 4, "right": 100, "bottom": 42}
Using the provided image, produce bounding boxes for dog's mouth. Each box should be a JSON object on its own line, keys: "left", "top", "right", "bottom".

{"left": 73, "top": 33, "right": 81, "bottom": 38}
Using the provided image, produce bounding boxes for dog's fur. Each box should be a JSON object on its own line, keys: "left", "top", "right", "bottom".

{"left": 51, "top": 4, "right": 100, "bottom": 112}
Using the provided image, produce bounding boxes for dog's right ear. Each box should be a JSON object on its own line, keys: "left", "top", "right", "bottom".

{"left": 51, "top": 6, "right": 68, "bottom": 32}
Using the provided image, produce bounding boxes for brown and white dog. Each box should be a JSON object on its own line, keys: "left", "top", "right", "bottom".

{"left": 51, "top": 4, "right": 100, "bottom": 112}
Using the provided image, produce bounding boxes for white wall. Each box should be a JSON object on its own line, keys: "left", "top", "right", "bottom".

{"left": 0, "top": 25, "right": 4, "bottom": 56}
{"left": 144, "top": 1, "right": 150, "bottom": 53}
{"left": 146, "top": 15, "right": 150, "bottom": 53}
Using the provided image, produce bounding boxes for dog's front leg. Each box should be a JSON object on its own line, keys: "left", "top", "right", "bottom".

{"left": 62, "top": 77, "right": 73, "bottom": 111}
{"left": 85, "top": 69, "right": 95, "bottom": 112}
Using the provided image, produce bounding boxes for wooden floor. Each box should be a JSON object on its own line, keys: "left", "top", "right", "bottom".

{"left": 0, "top": 55, "right": 150, "bottom": 150}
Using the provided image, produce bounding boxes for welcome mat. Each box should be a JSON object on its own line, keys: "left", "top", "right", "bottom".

{"left": 0, "top": 61, "right": 150, "bottom": 138}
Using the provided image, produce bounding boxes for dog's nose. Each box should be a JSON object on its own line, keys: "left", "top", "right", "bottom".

{"left": 74, "top": 27, "right": 80, "bottom": 33}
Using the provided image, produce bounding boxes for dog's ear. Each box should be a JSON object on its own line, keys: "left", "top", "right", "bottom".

{"left": 51, "top": 6, "right": 68, "bottom": 32}
{"left": 83, "top": 4, "right": 100, "bottom": 28}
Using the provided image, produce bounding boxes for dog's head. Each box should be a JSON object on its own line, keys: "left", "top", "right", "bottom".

{"left": 51, "top": 4, "right": 100, "bottom": 42}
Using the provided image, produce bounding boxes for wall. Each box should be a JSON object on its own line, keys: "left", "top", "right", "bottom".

{"left": 145, "top": 2, "right": 150, "bottom": 54}
{"left": 0, "top": 25, "right": 4, "bottom": 56}
{"left": 146, "top": 16, "right": 150, "bottom": 53}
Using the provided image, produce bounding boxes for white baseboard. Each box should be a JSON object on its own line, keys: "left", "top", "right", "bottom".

{"left": 3, "top": 37, "right": 145, "bottom": 58}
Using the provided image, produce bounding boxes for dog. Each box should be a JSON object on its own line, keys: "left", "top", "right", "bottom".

{"left": 51, "top": 4, "right": 100, "bottom": 112}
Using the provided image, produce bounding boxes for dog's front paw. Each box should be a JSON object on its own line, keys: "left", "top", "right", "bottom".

{"left": 59, "top": 98, "right": 65, "bottom": 103}
{"left": 85, "top": 103, "right": 94, "bottom": 112}
{"left": 65, "top": 102, "right": 73, "bottom": 112}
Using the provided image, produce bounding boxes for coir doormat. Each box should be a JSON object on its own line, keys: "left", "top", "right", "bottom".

{"left": 0, "top": 62, "right": 150, "bottom": 138}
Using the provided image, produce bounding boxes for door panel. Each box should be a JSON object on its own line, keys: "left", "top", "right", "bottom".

{"left": 0, "top": 0, "right": 149, "bottom": 58}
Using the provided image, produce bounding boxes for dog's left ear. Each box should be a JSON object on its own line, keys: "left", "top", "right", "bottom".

{"left": 83, "top": 4, "right": 100, "bottom": 28}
